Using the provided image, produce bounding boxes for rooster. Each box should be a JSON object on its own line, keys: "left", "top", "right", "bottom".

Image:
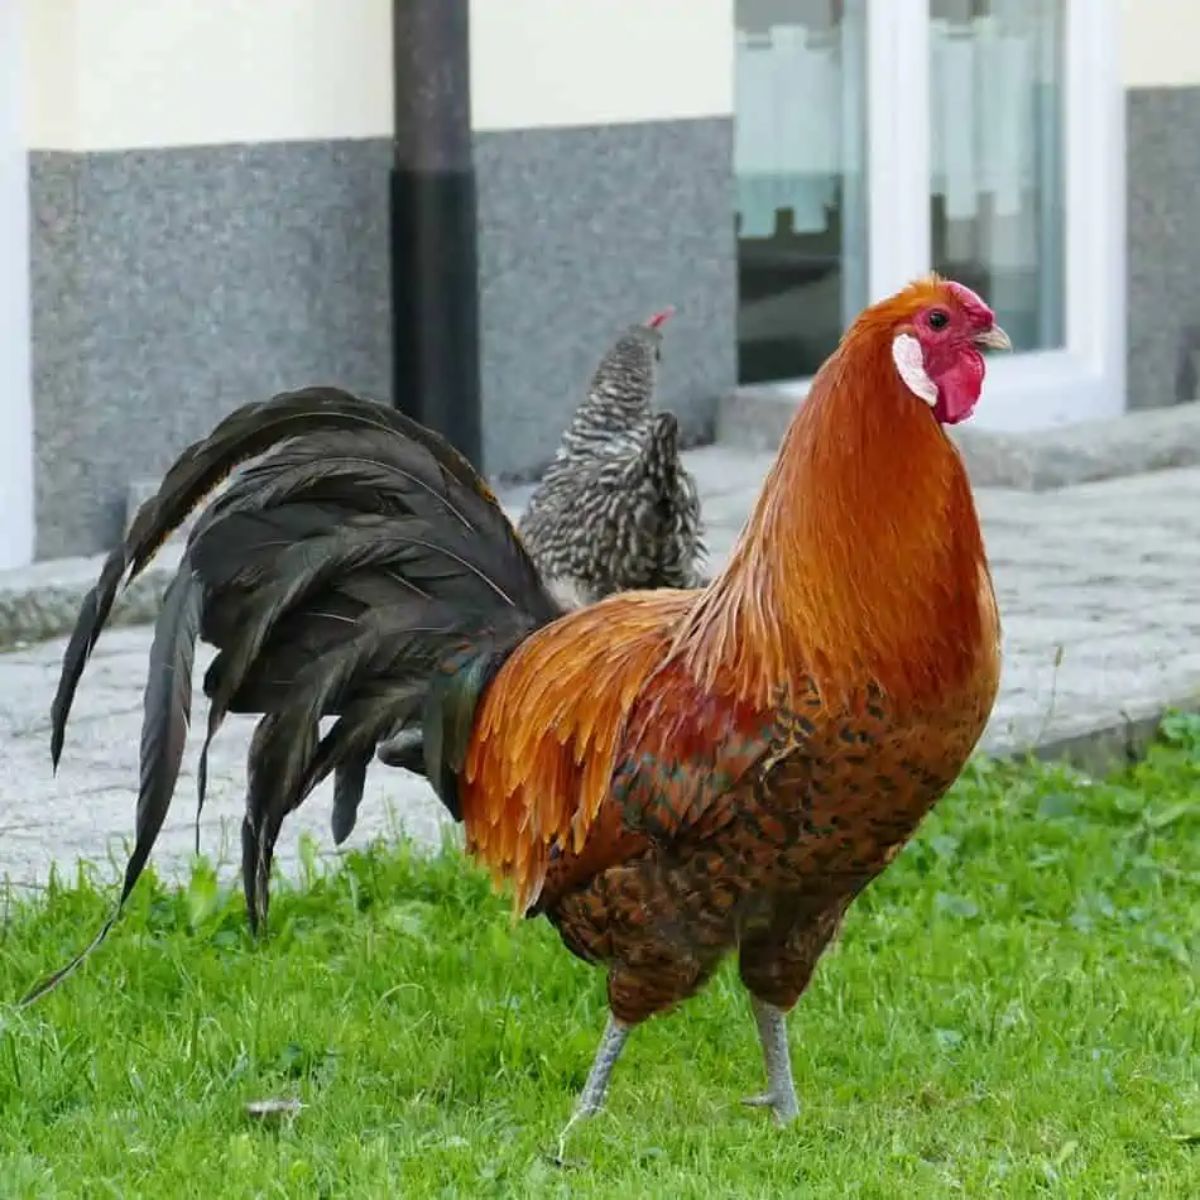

{"left": 516, "top": 308, "right": 705, "bottom": 608}
{"left": 35, "top": 276, "right": 1008, "bottom": 1144}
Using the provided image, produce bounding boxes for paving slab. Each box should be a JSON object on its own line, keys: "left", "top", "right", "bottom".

{"left": 3, "top": 453, "right": 1199, "bottom": 895}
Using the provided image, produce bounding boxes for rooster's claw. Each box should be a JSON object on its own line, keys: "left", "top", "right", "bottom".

{"left": 741, "top": 1091, "right": 800, "bottom": 1124}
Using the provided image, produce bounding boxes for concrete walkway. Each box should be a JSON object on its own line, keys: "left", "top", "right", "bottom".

{"left": 3, "top": 449, "right": 1199, "bottom": 892}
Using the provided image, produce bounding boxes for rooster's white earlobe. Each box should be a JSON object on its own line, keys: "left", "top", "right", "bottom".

{"left": 891, "top": 334, "right": 938, "bottom": 406}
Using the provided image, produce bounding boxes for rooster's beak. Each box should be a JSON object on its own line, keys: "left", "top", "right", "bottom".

{"left": 974, "top": 324, "right": 1012, "bottom": 352}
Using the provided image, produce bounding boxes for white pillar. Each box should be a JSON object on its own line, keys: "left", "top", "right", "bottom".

{"left": 0, "top": 0, "right": 34, "bottom": 568}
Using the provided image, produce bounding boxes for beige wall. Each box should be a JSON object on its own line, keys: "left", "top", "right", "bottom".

{"left": 1121, "top": 0, "right": 1200, "bottom": 88}
{"left": 20, "top": 0, "right": 735, "bottom": 150}
{"left": 22, "top": 0, "right": 392, "bottom": 150}
{"left": 469, "top": 0, "right": 734, "bottom": 130}
{"left": 19, "top": 1, "right": 1194, "bottom": 151}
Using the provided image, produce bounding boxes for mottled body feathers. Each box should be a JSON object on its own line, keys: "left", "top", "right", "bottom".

{"left": 517, "top": 316, "right": 705, "bottom": 606}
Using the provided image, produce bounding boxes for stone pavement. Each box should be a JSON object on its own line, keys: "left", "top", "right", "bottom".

{"left": 3, "top": 449, "right": 1199, "bottom": 893}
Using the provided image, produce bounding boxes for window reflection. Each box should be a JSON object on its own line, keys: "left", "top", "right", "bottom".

{"left": 930, "top": 0, "right": 1066, "bottom": 351}
{"left": 735, "top": 0, "right": 869, "bottom": 383}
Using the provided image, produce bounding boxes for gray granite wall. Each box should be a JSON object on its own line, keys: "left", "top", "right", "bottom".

{"left": 1127, "top": 86, "right": 1200, "bottom": 411}
{"left": 29, "top": 140, "right": 394, "bottom": 559}
{"left": 474, "top": 117, "right": 737, "bottom": 477}
{"left": 29, "top": 118, "right": 737, "bottom": 558}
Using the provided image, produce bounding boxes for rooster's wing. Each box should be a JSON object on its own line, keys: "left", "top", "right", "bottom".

{"left": 461, "top": 592, "right": 780, "bottom": 912}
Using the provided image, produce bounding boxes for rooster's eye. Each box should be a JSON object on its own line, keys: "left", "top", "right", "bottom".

{"left": 928, "top": 310, "right": 950, "bottom": 330}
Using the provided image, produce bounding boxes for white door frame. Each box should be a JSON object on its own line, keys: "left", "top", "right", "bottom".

{"left": 0, "top": 0, "right": 34, "bottom": 569}
{"left": 749, "top": 0, "right": 1126, "bottom": 432}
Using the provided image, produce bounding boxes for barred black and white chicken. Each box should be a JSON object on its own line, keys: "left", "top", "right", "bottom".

{"left": 515, "top": 309, "right": 706, "bottom": 610}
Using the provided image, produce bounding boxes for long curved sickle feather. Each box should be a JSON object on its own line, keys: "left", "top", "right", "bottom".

{"left": 24, "top": 570, "right": 202, "bottom": 1004}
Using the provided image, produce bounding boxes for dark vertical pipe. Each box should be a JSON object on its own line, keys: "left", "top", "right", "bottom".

{"left": 390, "top": 1, "right": 482, "bottom": 467}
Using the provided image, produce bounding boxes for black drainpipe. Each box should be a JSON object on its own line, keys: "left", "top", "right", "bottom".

{"left": 390, "top": 1, "right": 482, "bottom": 468}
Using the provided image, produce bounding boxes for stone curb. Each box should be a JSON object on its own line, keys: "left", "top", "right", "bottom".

{"left": 719, "top": 391, "right": 1200, "bottom": 491}
{"left": 986, "top": 690, "right": 1200, "bottom": 775}
{"left": 0, "top": 548, "right": 182, "bottom": 651}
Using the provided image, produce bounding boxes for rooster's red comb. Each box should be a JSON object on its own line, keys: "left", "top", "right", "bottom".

{"left": 645, "top": 306, "right": 675, "bottom": 329}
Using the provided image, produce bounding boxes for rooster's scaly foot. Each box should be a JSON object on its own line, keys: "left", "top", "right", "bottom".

{"left": 741, "top": 1089, "right": 801, "bottom": 1124}
{"left": 552, "top": 1013, "right": 631, "bottom": 1164}
{"left": 746, "top": 996, "right": 801, "bottom": 1125}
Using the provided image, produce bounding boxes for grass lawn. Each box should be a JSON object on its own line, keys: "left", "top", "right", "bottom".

{"left": 1, "top": 717, "right": 1198, "bottom": 1198}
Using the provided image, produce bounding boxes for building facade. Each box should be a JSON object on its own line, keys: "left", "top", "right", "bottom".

{"left": 0, "top": 0, "right": 1195, "bottom": 568}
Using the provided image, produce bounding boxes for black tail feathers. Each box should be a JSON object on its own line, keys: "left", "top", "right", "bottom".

{"left": 23, "top": 387, "right": 561, "bottom": 1003}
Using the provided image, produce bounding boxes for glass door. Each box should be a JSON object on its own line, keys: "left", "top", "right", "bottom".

{"left": 929, "top": 0, "right": 1066, "bottom": 353}
{"left": 734, "top": 0, "right": 869, "bottom": 383}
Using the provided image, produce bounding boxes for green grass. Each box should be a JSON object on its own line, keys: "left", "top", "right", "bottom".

{"left": 2, "top": 717, "right": 1199, "bottom": 1198}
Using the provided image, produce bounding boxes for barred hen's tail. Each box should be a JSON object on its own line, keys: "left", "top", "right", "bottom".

{"left": 622, "top": 412, "right": 707, "bottom": 590}
{"left": 24, "top": 387, "right": 562, "bottom": 1003}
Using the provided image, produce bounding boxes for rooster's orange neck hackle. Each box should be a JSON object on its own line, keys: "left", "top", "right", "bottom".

{"left": 683, "top": 287, "right": 994, "bottom": 709}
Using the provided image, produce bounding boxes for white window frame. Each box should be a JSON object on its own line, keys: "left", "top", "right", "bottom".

{"left": 0, "top": 0, "right": 33, "bottom": 569}
{"left": 748, "top": 0, "right": 1125, "bottom": 432}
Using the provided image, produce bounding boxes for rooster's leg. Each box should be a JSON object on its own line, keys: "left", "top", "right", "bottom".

{"left": 742, "top": 997, "right": 800, "bottom": 1123}
{"left": 555, "top": 1013, "right": 631, "bottom": 1159}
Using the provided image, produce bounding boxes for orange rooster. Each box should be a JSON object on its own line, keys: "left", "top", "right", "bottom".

{"left": 37, "top": 276, "right": 1008, "bottom": 1141}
